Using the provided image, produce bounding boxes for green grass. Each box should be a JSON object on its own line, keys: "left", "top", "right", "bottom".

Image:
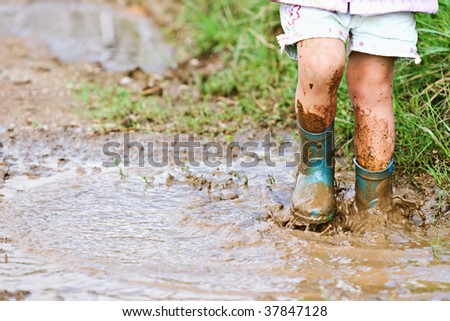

{"left": 177, "top": 0, "right": 449, "bottom": 190}
{"left": 78, "top": 0, "right": 449, "bottom": 191}
{"left": 393, "top": 4, "right": 450, "bottom": 188}
{"left": 75, "top": 81, "right": 242, "bottom": 135}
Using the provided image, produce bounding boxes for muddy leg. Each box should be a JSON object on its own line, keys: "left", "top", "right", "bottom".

{"left": 296, "top": 38, "right": 346, "bottom": 133}
{"left": 347, "top": 52, "right": 395, "bottom": 210}
{"left": 289, "top": 39, "right": 345, "bottom": 226}
{"left": 347, "top": 52, "right": 395, "bottom": 171}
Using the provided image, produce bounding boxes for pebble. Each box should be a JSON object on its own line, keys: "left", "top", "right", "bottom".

{"left": 12, "top": 76, "right": 32, "bottom": 85}
{"left": 222, "top": 192, "right": 239, "bottom": 200}
{"left": 119, "top": 76, "right": 133, "bottom": 86}
{"left": 189, "top": 58, "right": 200, "bottom": 67}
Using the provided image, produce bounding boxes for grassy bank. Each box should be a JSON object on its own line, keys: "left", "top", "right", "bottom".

{"left": 79, "top": 0, "right": 449, "bottom": 191}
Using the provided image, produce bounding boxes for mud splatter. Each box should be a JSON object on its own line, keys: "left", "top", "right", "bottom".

{"left": 328, "top": 67, "right": 344, "bottom": 96}
{"left": 296, "top": 100, "right": 330, "bottom": 133}
{"left": 354, "top": 109, "right": 395, "bottom": 171}
{"left": 269, "top": 174, "right": 438, "bottom": 239}
{"left": 290, "top": 180, "right": 335, "bottom": 225}
{"left": 296, "top": 65, "right": 343, "bottom": 133}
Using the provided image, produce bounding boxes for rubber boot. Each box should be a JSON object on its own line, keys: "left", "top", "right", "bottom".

{"left": 290, "top": 122, "right": 335, "bottom": 225}
{"left": 354, "top": 158, "right": 394, "bottom": 210}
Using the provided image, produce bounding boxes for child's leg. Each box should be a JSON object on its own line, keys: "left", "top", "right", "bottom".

{"left": 289, "top": 38, "right": 345, "bottom": 225}
{"left": 346, "top": 52, "right": 395, "bottom": 171}
{"left": 344, "top": 12, "right": 417, "bottom": 210}
{"left": 347, "top": 52, "right": 396, "bottom": 209}
{"left": 296, "top": 38, "right": 346, "bottom": 133}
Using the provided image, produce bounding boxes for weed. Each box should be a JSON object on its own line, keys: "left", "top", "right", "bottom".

{"left": 431, "top": 232, "right": 442, "bottom": 261}
{"left": 114, "top": 158, "right": 125, "bottom": 179}
{"left": 140, "top": 175, "right": 152, "bottom": 187}
{"left": 267, "top": 174, "right": 276, "bottom": 185}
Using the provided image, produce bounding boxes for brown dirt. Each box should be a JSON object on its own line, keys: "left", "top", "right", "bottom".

{"left": 0, "top": 37, "right": 81, "bottom": 127}
{"left": 296, "top": 65, "right": 343, "bottom": 133}
{"left": 354, "top": 111, "right": 395, "bottom": 171}
{"left": 328, "top": 66, "right": 344, "bottom": 96}
{"left": 289, "top": 180, "right": 335, "bottom": 225}
{"left": 296, "top": 99, "right": 330, "bottom": 133}
{"left": 0, "top": 290, "right": 30, "bottom": 301}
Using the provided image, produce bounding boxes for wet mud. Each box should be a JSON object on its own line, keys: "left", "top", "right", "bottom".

{"left": 1, "top": 128, "right": 450, "bottom": 300}
{"left": 0, "top": 290, "right": 30, "bottom": 301}
{"left": 296, "top": 65, "right": 343, "bottom": 133}
{"left": 328, "top": 67, "right": 344, "bottom": 96}
{"left": 1, "top": 1, "right": 450, "bottom": 301}
{"left": 296, "top": 100, "right": 330, "bottom": 134}
{"left": 354, "top": 110, "right": 395, "bottom": 171}
{"left": 290, "top": 180, "right": 335, "bottom": 225}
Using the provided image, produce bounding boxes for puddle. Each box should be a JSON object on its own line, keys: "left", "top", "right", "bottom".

{"left": 0, "top": 1, "right": 173, "bottom": 73}
{"left": 1, "top": 131, "right": 450, "bottom": 300}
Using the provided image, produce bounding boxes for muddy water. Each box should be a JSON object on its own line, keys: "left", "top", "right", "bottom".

{"left": 1, "top": 131, "right": 450, "bottom": 300}
{"left": 0, "top": 1, "right": 173, "bottom": 73}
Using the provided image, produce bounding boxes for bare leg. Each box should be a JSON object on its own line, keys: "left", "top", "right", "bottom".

{"left": 347, "top": 52, "right": 395, "bottom": 171}
{"left": 296, "top": 38, "right": 346, "bottom": 133}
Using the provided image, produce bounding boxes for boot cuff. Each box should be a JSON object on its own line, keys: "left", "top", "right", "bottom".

{"left": 354, "top": 158, "right": 394, "bottom": 181}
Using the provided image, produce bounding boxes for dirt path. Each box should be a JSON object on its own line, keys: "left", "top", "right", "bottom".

{"left": 0, "top": 35, "right": 112, "bottom": 191}
{"left": 0, "top": 36, "right": 92, "bottom": 127}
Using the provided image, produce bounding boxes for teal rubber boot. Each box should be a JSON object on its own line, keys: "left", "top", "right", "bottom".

{"left": 290, "top": 122, "right": 336, "bottom": 225}
{"left": 354, "top": 158, "right": 394, "bottom": 210}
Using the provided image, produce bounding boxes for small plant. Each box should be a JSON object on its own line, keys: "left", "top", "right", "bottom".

{"left": 228, "top": 170, "right": 240, "bottom": 179}
{"left": 140, "top": 175, "right": 152, "bottom": 187}
{"left": 114, "top": 158, "right": 125, "bottom": 179}
{"left": 431, "top": 232, "right": 442, "bottom": 261}
{"left": 267, "top": 174, "right": 276, "bottom": 185}
{"left": 243, "top": 175, "right": 249, "bottom": 187}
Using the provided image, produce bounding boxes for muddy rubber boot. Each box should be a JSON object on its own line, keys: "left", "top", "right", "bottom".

{"left": 354, "top": 158, "right": 394, "bottom": 210}
{"left": 289, "top": 122, "right": 335, "bottom": 225}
